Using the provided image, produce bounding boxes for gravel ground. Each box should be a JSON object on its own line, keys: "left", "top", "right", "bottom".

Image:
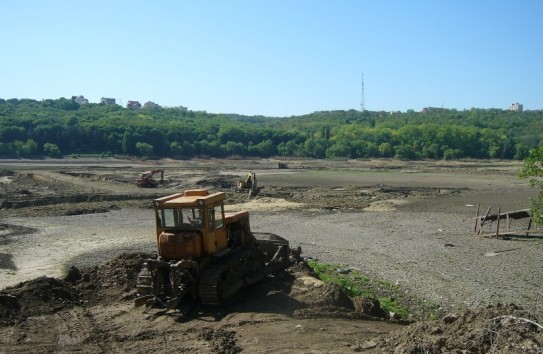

{"left": 251, "top": 206, "right": 543, "bottom": 314}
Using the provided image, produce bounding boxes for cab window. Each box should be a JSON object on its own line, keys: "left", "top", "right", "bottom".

{"left": 207, "top": 205, "right": 224, "bottom": 232}
{"left": 214, "top": 205, "right": 224, "bottom": 229}
{"left": 158, "top": 207, "right": 203, "bottom": 228}
{"left": 159, "top": 208, "right": 179, "bottom": 228}
{"left": 185, "top": 207, "right": 203, "bottom": 226}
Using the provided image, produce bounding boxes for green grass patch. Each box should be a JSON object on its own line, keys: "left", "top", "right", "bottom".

{"left": 307, "top": 259, "right": 441, "bottom": 320}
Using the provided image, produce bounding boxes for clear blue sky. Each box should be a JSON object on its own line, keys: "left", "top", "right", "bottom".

{"left": 1, "top": 1, "right": 541, "bottom": 116}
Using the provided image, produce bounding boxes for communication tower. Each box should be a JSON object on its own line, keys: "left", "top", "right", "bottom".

{"left": 360, "top": 73, "right": 365, "bottom": 112}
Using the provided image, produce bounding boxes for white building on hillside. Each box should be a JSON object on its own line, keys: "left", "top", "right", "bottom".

{"left": 509, "top": 102, "right": 523, "bottom": 112}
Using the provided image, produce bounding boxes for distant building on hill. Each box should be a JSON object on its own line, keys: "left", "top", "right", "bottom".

{"left": 127, "top": 100, "right": 142, "bottom": 109}
{"left": 509, "top": 102, "right": 523, "bottom": 112}
{"left": 71, "top": 95, "right": 89, "bottom": 104}
{"left": 143, "top": 101, "right": 161, "bottom": 109}
{"left": 100, "top": 97, "right": 116, "bottom": 105}
{"left": 422, "top": 107, "right": 446, "bottom": 113}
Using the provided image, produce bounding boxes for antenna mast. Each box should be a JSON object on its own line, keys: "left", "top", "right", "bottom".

{"left": 360, "top": 73, "right": 365, "bottom": 112}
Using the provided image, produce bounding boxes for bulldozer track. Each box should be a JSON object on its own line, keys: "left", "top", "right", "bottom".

{"left": 136, "top": 268, "right": 154, "bottom": 296}
{"left": 198, "top": 249, "right": 259, "bottom": 305}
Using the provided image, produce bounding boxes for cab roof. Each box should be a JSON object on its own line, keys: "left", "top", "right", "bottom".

{"left": 153, "top": 189, "right": 225, "bottom": 208}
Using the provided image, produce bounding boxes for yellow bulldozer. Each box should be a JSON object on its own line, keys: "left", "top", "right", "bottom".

{"left": 135, "top": 188, "right": 290, "bottom": 309}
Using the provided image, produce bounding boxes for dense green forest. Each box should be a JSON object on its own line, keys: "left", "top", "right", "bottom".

{"left": 1, "top": 97, "right": 542, "bottom": 160}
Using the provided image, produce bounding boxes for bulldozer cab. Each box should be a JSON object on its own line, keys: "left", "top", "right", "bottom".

{"left": 153, "top": 189, "right": 228, "bottom": 259}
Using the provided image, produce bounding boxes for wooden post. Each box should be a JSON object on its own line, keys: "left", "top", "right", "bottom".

{"left": 480, "top": 206, "right": 492, "bottom": 236}
{"left": 475, "top": 203, "right": 480, "bottom": 233}
{"left": 496, "top": 208, "right": 501, "bottom": 239}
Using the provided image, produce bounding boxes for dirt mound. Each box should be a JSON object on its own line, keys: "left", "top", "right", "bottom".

{"left": 285, "top": 272, "right": 393, "bottom": 320}
{"left": 70, "top": 252, "right": 149, "bottom": 305}
{"left": 199, "top": 328, "right": 242, "bottom": 354}
{"left": 0, "top": 293, "right": 19, "bottom": 325}
{"left": 379, "top": 303, "right": 543, "bottom": 353}
{"left": 291, "top": 276, "right": 353, "bottom": 308}
{"left": 195, "top": 175, "right": 237, "bottom": 189}
{"left": 0, "top": 277, "right": 79, "bottom": 326}
{"left": 231, "top": 258, "right": 387, "bottom": 321}
{"left": 352, "top": 296, "right": 387, "bottom": 318}
{"left": 0, "top": 253, "right": 149, "bottom": 326}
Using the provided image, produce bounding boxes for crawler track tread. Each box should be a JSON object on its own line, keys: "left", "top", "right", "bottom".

{"left": 198, "top": 249, "right": 255, "bottom": 305}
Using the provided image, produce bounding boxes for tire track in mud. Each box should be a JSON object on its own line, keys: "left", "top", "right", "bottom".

{"left": 2, "top": 308, "right": 99, "bottom": 352}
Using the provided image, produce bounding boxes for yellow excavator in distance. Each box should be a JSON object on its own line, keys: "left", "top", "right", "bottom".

{"left": 236, "top": 172, "right": 260, "bottom": 196}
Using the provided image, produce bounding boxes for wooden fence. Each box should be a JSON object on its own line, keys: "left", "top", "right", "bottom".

{"left": 474, "top": 204, "right": 542, "bottom": 238}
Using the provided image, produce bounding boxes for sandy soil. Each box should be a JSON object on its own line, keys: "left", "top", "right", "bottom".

{"left": 1, "top": 157, "right": 542, "bottom": 353}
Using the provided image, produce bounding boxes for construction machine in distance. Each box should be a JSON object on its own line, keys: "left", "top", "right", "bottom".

{"left": 135, "top": 188, "right": 290, "bottom": 310}
{"left": 235, "top": 172, "right": 260, "bottom": 196}
{"left": 136, "top": 169, "right": 164, "bottom": 188}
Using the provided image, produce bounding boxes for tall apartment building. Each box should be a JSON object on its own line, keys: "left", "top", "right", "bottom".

{"left": 509, "top": 102, "right": 523, "bottom": 112}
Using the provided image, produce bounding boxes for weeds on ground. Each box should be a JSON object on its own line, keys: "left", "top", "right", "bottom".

{"left": 307, "top": 259, "right": 442, "bottom": 320}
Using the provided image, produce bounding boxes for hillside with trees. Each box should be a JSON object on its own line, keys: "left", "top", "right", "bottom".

{"left": 0, "top": 98, "right": 541, "bottom": 160}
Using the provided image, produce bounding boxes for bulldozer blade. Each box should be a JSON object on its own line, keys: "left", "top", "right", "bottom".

{"left": 134, "top": 295, "right": 155, "bottom": 308}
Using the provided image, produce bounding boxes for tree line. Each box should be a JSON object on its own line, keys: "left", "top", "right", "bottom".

{"left": 1, "top": 98, "right": 542, "bottom": 160}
